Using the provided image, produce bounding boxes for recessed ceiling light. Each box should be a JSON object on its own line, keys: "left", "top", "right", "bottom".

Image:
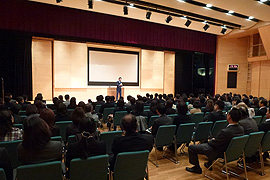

{"left": 181, "top": 16, "right": 187, "bottom": 20}
{"left": 177, "top": 0, "right": 186, "bottom": 2}
{"left": 206, "top": 4, "right": 212, "bottom": 8}
{"left": 202, "top": 20, "right": 207, "bottom": 24}
{"left": 246, "top": 16, "right": 254, "bottom": 21}
{"left": 259, "top": 0, "right": 268, "bottom": 3}
{"left": 129, "top": 3, "right": 135, "bottom": 8}
{"left": 226, "top": 10, "right": 234, "bottom": 16}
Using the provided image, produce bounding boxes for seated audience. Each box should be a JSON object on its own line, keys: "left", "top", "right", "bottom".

{"left": 202, "top": 100, "right": 226, "bottom": 123}
{"left": 110, "top": 114, "right": 153, "bottom": 170}
{"left": 10, "top": 103, "right": 23, "bottom": 124}
{"left": 0, "top": 110, "right": 23, "bottom": 141}
{"left": 256, "top": 99, "right": 267, "bottom": 116}
{"left": 202, "top": 99, "right": 214, "bottom": 114}
{"left": 189, "top": 100, "right": 201, "bottom": 114}
{"left": 186, "top": 108, "right": 244, "bottom": 174}
{"left": 63, "top": 94, "right": 70, "bottom": 107}
{"left": 0, "top": 147, "right": 13, "bottom": 180}
{"left": 55, "top": 103, "right": 71, "bottom": 122}
{"left": 67, "top": 97, "right": 77, "bottom": 109}
{"left": 114, "top": 99, "right": 127, "bottom": 114}
{"left": 131, "top": 100, "right": 147, "bottom": 116}
{"left": 199, "top": 95, "right": 206, "bottom": 108}
{"left": 173, "top": 102, "right": 192, "bottom": 130}
{"left": 126, "top": 97, "right": 136, "bottom": 113}
{"left": 25, "top": 104, "right": 39, "bottom": 122}
{"left": 58, "top": 95, "right": 64, "bottom": 103}
{"left": 258, "top": 108, "right": 270, "bottom": 133}
{"left": 152, "top": 104, "right": 173, "bottom": 137}
{"left": 99, "top": 96, "right": 114, "bottom": 114}
{"left": 34, "top": 100, "right": 46, "bottom": 113}
{"left": 165, "top": 100, "right": 176, "bottom": 115}
{"left": 40, "top": 108, "right": 60, "bottom": 136}
{"left": 18, "top": 117, "right": 62, "bottom": 164}
{"left": 147, "top": 100, "right": 158, "bottom": 120}
{"left": 66, "top": 107, "right": 86, "bottom": 140}
{"left": 237, "top": 103, "right": 258, "bottom": 135}
{"left": 66, "top": 117, "right": 106, "bottom": 178}
{"left": 251, "top": 97, "right": 260, "bottom": 109}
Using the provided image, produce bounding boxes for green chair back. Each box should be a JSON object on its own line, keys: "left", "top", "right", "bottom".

{"left": 253, "top": 116, "right": 262, "bottom": 125}
{"left": 204, "top": 112, "right": 210, "bottom": 117}
{"left": 201, "top": 107, "right": 206, "bottom": 112}
{"left": 0, "top": 140, "right": 22, "bottom": 168}
{"left": 148, "top": 115, "right": 160, "bottom": 128}
{"left": 211, "top": 120, "right": 228, "bottom": 138}
{"left": 70, "top": 155, "right": 109, "bottom": 180}
{"left": 67, "top": 109, "right": 74, "bottom": 115}
{"left": 100, "top": 131, "right": 122, "bottom": 155}
{"left": 155, "top": 125, "right": 176, "bottom": 147}
{"left": 260, "top": 116, "right": 267, "bottom": 124}
{"left": 261, "top": 131, "right": 270, "bottom": 152}
{"left": 193, "top": 122, "right": 213, "bottom": 142}
{"left": 244, "top": 131, "right": 264, "bottom": 157}
{"left": 51, "top": 136, "right": 62, "bottom": 142}
{"left": 176, "top": 123, "right": 195, "bottom": 144}
{"left": 144, "top": 109, "right": 150, "bottom": 112}
{"left": 143, "top": 106, "right": 150, "bottom": 110}
{"left": 95, "top": 104, "right": 102, "bottom": 113}
{"left": 13, "top": 124, "right": 23, "bottom": 130}
{"left": 18, "top": 111, "right": 26, "bottom": 116}
{"left": 167, "top": 114, "right": 178, "bottom": 120}
{"left": 114, "top": 111, "right": 128, "bottom": 126}
{"left": 55, "top": 121, "right": 72, "bottom": 141}
{"left": 103, "top": 108, "right": 115, "bottom": 123}
{"left": 67, "top": 135, "right": 76, "bottom": 146}
{"left": 225, "top": 135, "right": 249, "bottom": 163}
{"left": 17, "top": 161, "right": 63, "bottom": 180}
{"left": 254, "top": 108, "right": 259, "bottom": 115}
{"left": 0, "top": 168, "right": 6, "bottom": 180}
{"left": 191, "top": 112, "right": 204, "bottom": 127}
{"left": 113, "top": 150, "right": 149, "bottom": 180}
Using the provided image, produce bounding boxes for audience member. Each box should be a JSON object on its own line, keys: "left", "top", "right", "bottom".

{"left": 63, "top": 94, "right": 70, "bottom": 107}
{"left": 58, "top": 95, "right": 64, "bottom": 103}
{"left": 126, "top": 97, "right": 136, "bottom": 113}
{"left": 55, "top": 103, "right": 71, "bottom": 122}
{"left": 256, "top": 99, "right": 267, "bottom": 116}
{"left": 66, "top": 107, "right": 86, "bottom": 139}
{"left": 165, "top": 100, "right": 176, "bottom": 115}
{"left": 189, "top": 100, "right": 202, "bottom": 114}
{"left": 202, "top": 99, "right": 214, "bottom": 113}
{"left": 40, "top": 108, "right": 60, "bottom": 136}
{"left": 202, "top": 100, "right": 226, "bottom": 123}
{"left": 99, "top": 96, "right": 114, "bottom": 114}
{"left": 173, "top": 102, "right": 192, "bottom": 130}
{"left": 258, "top": 108, "right": 270, "bottom": 133}
{"left": 67, "top": 97, "right": 77, "bottom": 109}
{"left": 186, "top": 108, "right": 244, "bottom": 174}
{"left": 85, "top": 104, "right": 99, "bottom": 125}
{"left": 0, "top": 147, "right": 13, "bottom": 180}
{"left": 25, "top": 104, "right": 39, "bottom": 122}
{"left": 18, "top": 117, "right": 62, "bottom": 164}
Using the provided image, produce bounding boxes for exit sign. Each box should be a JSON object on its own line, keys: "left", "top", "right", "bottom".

{"left": 228, "top": 64, "right": 239, "bottom": 71}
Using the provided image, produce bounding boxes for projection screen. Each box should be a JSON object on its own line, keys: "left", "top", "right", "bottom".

{"left": 88, "top": 47, "right": 139, "bottom": 86}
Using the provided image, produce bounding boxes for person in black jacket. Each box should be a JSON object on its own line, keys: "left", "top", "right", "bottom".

{"left": 186, "top": 107, "right": 244, "bottom": 174}
{"left": 173, "top": 102, "right": 191, "bottom": 130}
{"left": 202, "top": 100, "right": 226, "bottom": 123}
{"left": 256, "top": 99, "right": 267, "bottom": 116}
{"left": 0, "top": 147, "right": 13, "bottom": 180}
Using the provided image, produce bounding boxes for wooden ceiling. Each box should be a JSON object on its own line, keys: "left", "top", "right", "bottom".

{"left": 30, "top": 0, "right": 270, "bottom": 35}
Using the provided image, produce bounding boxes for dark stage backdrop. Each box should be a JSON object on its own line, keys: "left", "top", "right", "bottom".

{"left": 0, "top": 30, "right": 32, "bottom": 100}
{"left": 0, "top": 0, "right": 216, "bottom": 54}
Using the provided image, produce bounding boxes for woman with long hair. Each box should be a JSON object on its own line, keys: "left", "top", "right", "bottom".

{"left": 40, "top": 108, "right": 60, "bottom": 136}
{"left": 66, "top": 107, "right": 86, "bottom": 139}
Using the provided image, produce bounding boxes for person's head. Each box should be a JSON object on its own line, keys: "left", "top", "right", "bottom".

{"left": 227, "top": 108, "right": 242, "bottom": 123}
{"left": 154, "top": 93, "right": 158, "bottom": 98}
{"left": 260, "top": 99, "right": 267, "bottom": 107}
{"left": 23, "top": 117, "right": 51, "bottom": 150}
{"left": 135, "top": 101, "right": 144, "bottom": 112}
{"left": 121, "top": 114, "right": 137, "bottom": 134}
{"left": 35, "top": 93, "right": 43, "bottom": 101}
{"left": 10, "top": 103, "right": 21, "bottom": 115}
{"left": 193, "top": 100, "right": 200, "bottom": 109}
{"left": 118, "top": 77, "right": 122, "bottom": 81}
{"left": 53, "top": 97, "right": 59, "bottom": 106}
{"left": 105, "top": 96, "right": 111, "bottom": 103}
{"left": 157, "top": 103, "right": 166, "bottom": 115}
{"left": 166, "top": 100, "right": 174, "bottom": 109}
{"left": 158, "top": 94, "right": 163, "bottom": 100}
{"left": 58, "top": 95, "right": 63, "bottom": 101}
{"left": 146, "top": 93, "right": 150, "bottom": 98}
{"left": 70, "top": 97, "right": 77, "bottom": 108}
{"left": 65, "top": 94, "right": 70, "bottom": 101}
{"left": 16, "top": 96, "right": 24, "bottom": 104}
{"left": 4, "top": 96, "right": 11, "bottom": 104}
{"left": 85, "top": 104, "right": 93, "bottom": 113}
{"left": 149, "top": 94, "right": 153, "bottom": 99}
{"left": 214, "top": 100, "right": 225, "bottom": 111}
{"left": 34, "top": 100, "right": 46, "bottom": 113}
{"left": 26, "top": 104, "right": 38, "bottom": 116}
{"left": 78, "top": 101, "right": 86, "bottom": 112}
{"left": 236, "top": 103, "right": 249, "bottom": 119}
{"left": 266, "top": 108, "right": 270, "bottom": 120}
{"left": 142, "top": 97, "right": 147, "bottom": 103}
{"left": 0, "top": 110, "right": 13, "bottom": 138}
{"left": 242, "top": 97, "right": 250, "bottom": 107}
{"left": 56, "top": 103, "right": 67, "bottom": 115}
{"left": 206, "top": 99, "right": 214, "bottom": 111}
{"left": 78, "top": 117, "right": 96, "bottom": 134}
{"left": 199, "top": 96, "right": 205, "bottom": 104}
{"left": 117, "top": 99, "right": 125, "bottom": 108}
{"left": 40, "top": 108, "right": 56, "bottom": 131}
{"left": 71, "top": 107, "right": 86, "bottom": 127}
{"left": 130, "top": 97, "right": 135, "bottom": 105}
{"left": 177, "top": 102, "right": 188, "bottom": 115}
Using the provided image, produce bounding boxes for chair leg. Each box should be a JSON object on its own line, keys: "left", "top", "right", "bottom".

{"left": 224, "top": 152, "right": 229, "bottom": 180}
{"left": 259, "top": 144, "right": 265, "bottom": 176}
{"left": 155, "top": 145, "right": 158, "bottom": 167}
{"left": 242, "top": 152, "right": 248, "bottom": 180}
{"left": 174, "top": 136, "right": 179, "bottom": 163}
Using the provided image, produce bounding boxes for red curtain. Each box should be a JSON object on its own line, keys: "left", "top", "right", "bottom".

{"left": 0, "top": 0, "right": 216, "bottom": 54}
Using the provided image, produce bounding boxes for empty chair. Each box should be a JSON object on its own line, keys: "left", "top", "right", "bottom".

{"left": 151, "top": 125, "right": 177, "bottom": 167}
{"left": 114, "top": 111, "right": 128, "bottom": 130}
{"left": 175, "top": 123, "right": 195, "bottom": 154}
{"left": 191, "top": 112, "right": 204, "bottom": 127}
{"left": 103, "top": 108, "right": 115, "bottom": 124}
{"left": 70, "top": 155, "right": 109, "bottom": 180}
{"left": 0, "top": 168, "right": 6, "bottom": 180}
{"left": 193, "top": 122, "right": 213, "bottom": 143}
{"left": 55, "top": 121, "right": 72, "bottom": 141}
{"left": 210, "top": 120, "right": 228, "bottom": 138}
{"left": 205, "top": 135, "right": 249, "bottom": 180}
{"left": 0, "top": 140, "right": 22, "bottom": 168}
{"left": 148, "top": 115, "right": 160, "bottom": 128}
{"left": 111, "top": 150, "right": 149, "bottom": 180}
{"left": 253, "top": 116, "right": 262, "bottom": 125}
{"left": 17, "top": 161, "right": 63, "bottom": 180}
{"left": 100, "top": 131, "right": 123, "bottom": 155}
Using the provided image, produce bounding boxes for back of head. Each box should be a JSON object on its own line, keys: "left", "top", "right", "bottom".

{"left": 65, "top": 94, "right": 70, "bottom": 101}
{"left": 23, "top": 117, "right": 51, "bottom": 150}
{"left": 242, "top": 97, "right": 250, "bottom": 107}
{"left": 58, "top": 95, "right": 63, "bottom": 101}
{"left": 260, "top": 99, "right": 268, "bottom": 107}
{"left": 4, "top": 96, "right": 11, "bottom": 103}
{"left": 166, "top": 100, "right": 173, "bottom": 109}
{"left": 130, "top": 97, "right": 135, "bottom": 105}
{"left": 105, "top": 96, "right": 111, "bottom": 103}
{"left": 16, "top": 96, "right": 24, "bottom": 104}
{"left": 177, "top": 102, "right": 188, "bottom": 115}
{"left": 157, "top": 103, "right": 166, "bottom": 115}
{"left": 158, "top": 94, "right": 163, "bottom": 99}
{"left": 215, "top": 100, "right": 225, "bottom": 110}
{"left": 56, "top": 103, "right": 67, "bottom": 114}
{"left": 70, "top": 97, "right": 77, "bottom": 107}
{"left": 135, "top": 101, "right": 144, "bottom": 112}
{"left": 193, "top": 100, "right": 200, "bottom": 109}
{"left": 78, "top": 117, "right": 96, "bottom": 134}
{"left": 26, "top": 104, "right": 38, "bottom": 116}
{"left": 121, "top": 114, "right": 138, "bottom": 134}
{"left": 0, "top": 110, "right": 13, "bottom": 138}
{"left": 117, "top": 99, "right": 125, "bottom": 108}
{"left": 71, "top": 107, "right": 86, "bottom": 126}
{"left": 34, "top": 100, "right": 46, "bottom": 112}
{"left": 85, "top": 104, "right": 93, "bottom": 113}
{"left": 40, "top": 108, "right": 56, "bottom": 128}
{"left": 228, "top": 108, "right": 242, "bottom": 123}
{"left": 199, "top": 96, "right": 205, "bottom": 104}
{"left": 78, "top": 101, "right": 86, "bottom": 112}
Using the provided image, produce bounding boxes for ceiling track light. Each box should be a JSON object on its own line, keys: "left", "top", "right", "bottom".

{"left": 221, "top": 25, "right": 227, "bottom": 34}
{"left": 88, "top": 0, "right": 93, "bottom": 9}
{"left": 56, "top": 0, "right": 62, "bottom": 3}
{"left": 165, "top": 15, "right": 173, "bottom": 23}
{"left": 203, "top": 24, "right": 210, "bottom": 31}
{"left": 146, "top": 11, "right": 152, "bottom": 19}
{"left": 123, "top": 5, "right": 128, "bottom": 15}
{"left": 185, "top": 19, "right": 192, "bottom": 27}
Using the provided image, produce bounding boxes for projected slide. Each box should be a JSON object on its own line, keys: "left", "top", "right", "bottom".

{"left": 88, "top": 47, "right": 139, "bottom": 86}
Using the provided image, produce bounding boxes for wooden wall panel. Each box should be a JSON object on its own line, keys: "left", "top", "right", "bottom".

{"left": 32, "top": 39, "right": 53, "bottom": 100}
{"left": 250, "top": 61, "right": 260, "bottom": 97}
{"left": 164, "top": 52, "right": 175, "bottom": 95}
{"left": 259, "top": 25, "right": 270, "bottom": 59}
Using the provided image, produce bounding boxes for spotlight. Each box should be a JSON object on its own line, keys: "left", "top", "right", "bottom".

{"left": 165, "top": 15, "right": 172, "bottom": 23}
{"left": 203, "top": 24, "right": 210, "bottom": 31}
{"left": 221, "top": 26, "right": 227, "bottom": 34}
{"left": 123, "top": 6, "right": 128, "bottom": 15}
{"left": 185, "top": 19, "right": 191, "bottom": 27}
{"left": 226, "top": 10, "right": 234, "bottom": 16}
{"left": 146, "top": 11, "right": 152, "bottom": 19}
{"left": 56, "top": 0, "right": 62, "bottom": 3}
{"left": 88, "top": 0, "right": 93, "bottom": 9}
